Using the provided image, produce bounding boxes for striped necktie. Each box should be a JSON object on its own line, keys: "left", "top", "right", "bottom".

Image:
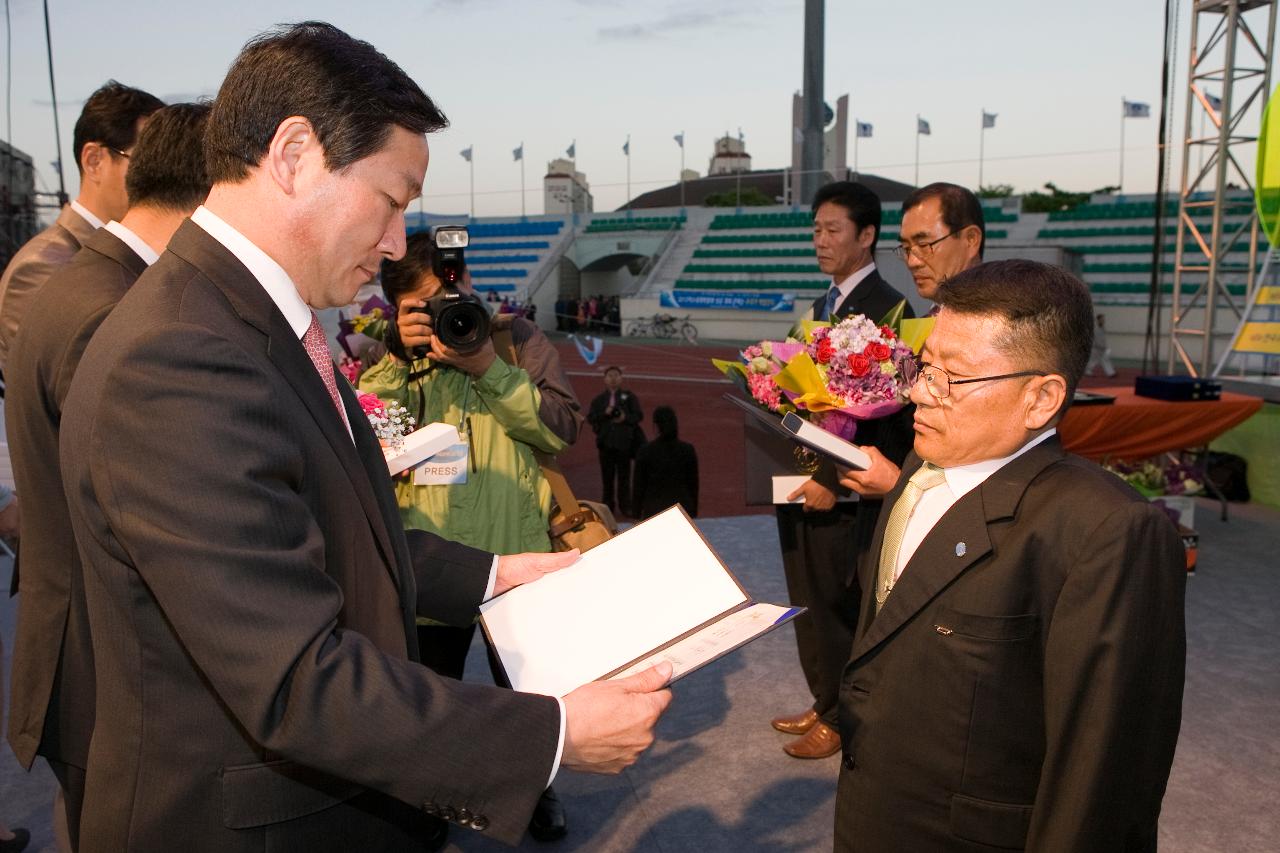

{"left": 875, "top": 462, "right": 947, "bottom": 611}
{"left": 821, "top": 286, "right": 841, "bottom": 321}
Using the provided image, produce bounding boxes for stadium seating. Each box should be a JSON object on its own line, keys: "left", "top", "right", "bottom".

{"left": 585, "top": 215, "right": 686, "bottom": 233}
{"left": 467, "top": 220, "right": 564, "bottom": 238}
{"left": 466, "top": 254, "right": 540, "bottom": 264}
{"left": 674, "top": 278, "right": 827, "bottom": 291}
{"left": 469, "top": 268, "right": 529, "bottom": 278}
{"left": 467, "top": 240, "right": 551, "bottom": 251}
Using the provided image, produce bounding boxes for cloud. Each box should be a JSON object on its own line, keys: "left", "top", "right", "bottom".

{"left": 599, "top": 10, "right": 721, "bottom": 40}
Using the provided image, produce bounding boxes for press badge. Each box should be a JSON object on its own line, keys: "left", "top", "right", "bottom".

{"left": 413, "top": 439, "right": 469, "bottom": 486}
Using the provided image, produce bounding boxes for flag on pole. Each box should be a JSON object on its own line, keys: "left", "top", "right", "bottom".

{"left": 566, "top": 140, "right": 576, "bottom": 159}
{"left": 1205, "top": 92, "right": 1223, "bottom": 112}
{"left": 512, "top": 143, "right": 523, "bottom": 161}
{"left": 622, "top": 138, "right": 630, "bottom": 155}
{"left": 982, "top": 111, "right": 997, "bottom": 129}
{"left": 460, "top": 146, "right": 473, "bottom": 162}
{"left": 1123, "top": 99, "right": 1151, "bottom": 118}
{"left": 673, "top": 132, "right": 684, "bottom": 148}
{"left": 917, "top": 117, "right": 931, "bottom": 135}
{"left": 856, "top": 121, "right": 873, "bottom": 138}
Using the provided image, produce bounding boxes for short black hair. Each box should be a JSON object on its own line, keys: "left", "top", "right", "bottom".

{"left": 603, "top": 366, "right": 622, "bottom": 377}
{"left": 124, "top": 103, "right": 213, "bottom": 212}
{"left": 811, "top": 180, "right": 882, "bottom": 244}
{"left": 653, "top": 405, "right": 678, "bottom": 440}
{"left": 935, "top": 259, "right": 1094, "bottom": 417}
{"left": 72, "top": 81, "right": 164, "bottom": 175}
{"left": 380, "top": 230, "right": 438, "bottom": 362}
{"left": 902, "top": 182, "right": 987, "bottom": 258}
{"left": 205, "top": 21, "right": 448, "bottom": 184}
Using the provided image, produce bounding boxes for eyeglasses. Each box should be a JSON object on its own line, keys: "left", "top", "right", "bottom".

{"left": 892, "top": 231, "right": 957, "bottom": 261}
{"left": 107, "top": 147, "right": 131, "bottom": 160}
{"left": 916, "top": 362, "right": 1047, "bottom": 399}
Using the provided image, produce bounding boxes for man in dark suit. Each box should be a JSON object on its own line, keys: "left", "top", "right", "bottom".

{"left": 0, "top": 81, "right": 163, "bottom": 369}
{"left": 5, "top": 102, "right": 213, "bottom": 850}
{"left": 836, "top": 260, "right": 1184, "bottom": 852}
{"left": 57, "top": 23, "right": 671, "bottom": 853}
{"left": 587, "top": 365, "right": 644, "bottom": 517}
{"left": 770, "top": 181, "right": 915, "bottom": 759}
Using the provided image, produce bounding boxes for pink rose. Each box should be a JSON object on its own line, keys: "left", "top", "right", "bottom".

{"left": 358, "top": 393, "right": 387, "bottom": 416}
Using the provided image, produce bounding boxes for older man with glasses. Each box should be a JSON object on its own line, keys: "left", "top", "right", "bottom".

{"left": 832, "top": 259, "right": 1185, "bottom": 853}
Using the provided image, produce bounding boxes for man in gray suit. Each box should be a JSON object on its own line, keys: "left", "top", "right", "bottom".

{"left": 0, "top": 81, "right": 162, "bottom": 369}
{"left": 59, "top": 23, "right": 670, "bottom": 853}
{"left": 6, "top": 102, "right": 212, "bottom": 851}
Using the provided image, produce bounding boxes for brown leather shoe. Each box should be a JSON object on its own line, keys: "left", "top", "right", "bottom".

{"left": 771, "top": 707, "right": 819, "bottom": 735}
{"left": 783, "top": 720, "right": 841, "bottom": 759}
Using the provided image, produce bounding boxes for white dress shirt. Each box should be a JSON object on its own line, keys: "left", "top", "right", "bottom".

{"left": 829, "top": 262, "right": 877, "bottom": 309}
{"left": 189, "top": 206, "right": 564, "bottom": 783}
{"left": 893, "top": 429, "right": 1058, "bottom": 579}
{"left": 104, "top": 221, "right": 159, "bottom": 266}
{"left": 70, "top": 199, "right": 105, "bottom": 230}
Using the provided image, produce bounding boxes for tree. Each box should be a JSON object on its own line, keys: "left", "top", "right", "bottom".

{"left": 1021, "top": 182, "right": 1118, "bottom": 213}
{"left": 978, "top": 184, "right": 1014, "bottom": 199}
{"left": 704, "top": 186, "right": 774, "bottom": 207}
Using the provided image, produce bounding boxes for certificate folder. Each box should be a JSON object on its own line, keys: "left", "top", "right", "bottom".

{"left": 479, "top": 505, "right": 803, "bottom": 698}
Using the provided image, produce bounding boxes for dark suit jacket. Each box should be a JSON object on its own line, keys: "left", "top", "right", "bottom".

{"left": 837, "top": 437, "right": 1186, "bottom": 852}
{"left": 59, "top": 221, "right": 560, "bottom": 852}
{"left": 587, "top": 387, "right": 643, "bottom": 454}
{"left": 632, "top": 437, "right": 698, "bottom": 518}
{"left": 6, "top": 228, "right": 146, "bottom": 774}
{"left": 0, "top": 205, "right": 96, "bottom": 370}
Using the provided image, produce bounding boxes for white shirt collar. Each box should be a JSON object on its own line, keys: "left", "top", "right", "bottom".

{"left": 940, "top": 428, "right": 1058, "bottom": 501}
{"left": 831, "top": 261, "right": 876, "bottom": 302}
{"left": 190, "top": 205, "right": 312, "bottom": 339}
{"left": 104, "top": 221, "right": 159, "bottom": 266}
{"left": 70, "top": 199, "right": 105, "bottom": 230}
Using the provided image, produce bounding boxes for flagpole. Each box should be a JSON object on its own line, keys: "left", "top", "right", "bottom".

{"left": 1119, "top": 97, "right": 1126, "bottom": 193}
{"left": 520, "top": 141, "right": 526, "bottom": 219}
{"left": 853, "top": 120, "right": 859, "bottom": 179}
{"left": 679, "top": 131, "right": 686, "bottom": 213}
{"left": 625, "top": 134, "right": 632, "bottom": 220}
{"left": 914, "top": 114, "right": 921, "bottom": 187}
{"left": 979, "top": 109, "right": 985, "bottom": 189}
{"left": 469, "top": 149, "right": 475, "bottom": 220}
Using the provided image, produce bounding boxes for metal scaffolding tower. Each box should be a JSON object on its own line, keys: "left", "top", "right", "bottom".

{"left": 1169, "top": 0, "right": 1277, "bottom": 375}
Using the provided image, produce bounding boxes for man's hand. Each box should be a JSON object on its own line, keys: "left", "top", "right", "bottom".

{"left": 0, "top": 496, "right": 19, "bottom": 540}
{"left": 785, "top": 478, "right": 837, "bottom": 512}
{"left": 493, "top": 549, "right": 580, "bottom": 596}
{"left": 561, "top": 662, "right": 674, "bottom": 774}
{"left": 426, "top": 333, "right": 497, "bottom": 378}
{"left": 396, "top": 299, "right": 433, "bottom": 351}
{"left": 836, "top": 446, "right": 902, "bottom": 498}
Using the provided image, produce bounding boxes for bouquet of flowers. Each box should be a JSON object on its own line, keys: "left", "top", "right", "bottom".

{"left": 714, "top": 303, "right": 933, "bottom": 442}
{"left": 337, "top": 295, "right": 394, "bottom": 358}
{"left": 357, "top": 392, "right": 416, "bottom": 452}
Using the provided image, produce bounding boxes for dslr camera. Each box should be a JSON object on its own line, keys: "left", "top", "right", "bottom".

{"left": 422, "top": 225, "right": 490, "bottom": 353}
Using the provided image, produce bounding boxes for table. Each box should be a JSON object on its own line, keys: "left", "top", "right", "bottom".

{"left": 1059, "top": 387, "right": 1263, "bottom": 462}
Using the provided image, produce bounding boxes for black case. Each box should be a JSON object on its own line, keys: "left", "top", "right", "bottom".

{"left": 1134, "top": 375, "right": 1222, "bottom": 402}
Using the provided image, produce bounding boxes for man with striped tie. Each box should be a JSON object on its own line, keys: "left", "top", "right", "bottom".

{"left": 769, "top": 181, "right": 914, "bottom": 759}
{"left": 834, "top": 260, "right": 1184, "bottom": 852}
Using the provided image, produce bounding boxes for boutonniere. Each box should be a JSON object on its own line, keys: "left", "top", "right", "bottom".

{"left": 620, "top": 392, "right": 629, "bottom": 401}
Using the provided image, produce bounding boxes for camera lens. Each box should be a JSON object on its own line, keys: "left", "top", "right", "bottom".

{"left": 436, "top": 300, "right": 490, "bottom": 352}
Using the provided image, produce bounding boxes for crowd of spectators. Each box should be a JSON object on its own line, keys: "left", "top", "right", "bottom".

{"left": 553, "top": 294, "right": 620, "bottom": 333}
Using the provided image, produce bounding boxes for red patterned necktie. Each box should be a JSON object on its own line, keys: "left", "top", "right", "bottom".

{"left": 302, "top": 311, "right": 349, "bottom": 429}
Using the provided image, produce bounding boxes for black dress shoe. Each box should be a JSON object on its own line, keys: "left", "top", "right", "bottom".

{"left": 527, "top": 786, "right": 568, "bottom": 843}
{"left": 0, "top": 828, "right": 30, "bottom": 853}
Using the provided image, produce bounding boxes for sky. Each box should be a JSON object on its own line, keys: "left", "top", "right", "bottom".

{"left": 1, "top": 0, "right": 1271, "bottom": 218}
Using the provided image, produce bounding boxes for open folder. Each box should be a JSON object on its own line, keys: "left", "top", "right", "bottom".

{"left": 479, "top": 506, "right": 803, "bottom": 698}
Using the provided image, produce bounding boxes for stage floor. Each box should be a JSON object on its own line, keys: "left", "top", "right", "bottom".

{"left": 3, "top": 500, "right": 1277, "bottom": 852}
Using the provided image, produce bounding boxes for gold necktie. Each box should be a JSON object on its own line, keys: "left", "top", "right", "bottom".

{"left": 875, "top": 462, "right": 947, "bottom": 611}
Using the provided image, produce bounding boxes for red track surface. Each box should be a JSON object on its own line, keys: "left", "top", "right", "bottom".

{"left": 554, "top": 336, "right": 773, "bottom": 520}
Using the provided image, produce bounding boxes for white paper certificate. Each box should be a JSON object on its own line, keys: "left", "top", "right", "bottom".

{"left": 479, "top": 506, "right": 796, "bottom": 698}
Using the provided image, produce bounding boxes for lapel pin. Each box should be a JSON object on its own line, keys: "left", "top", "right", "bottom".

{"left": 955, "top": 542, "right": 967, "bottom": 557}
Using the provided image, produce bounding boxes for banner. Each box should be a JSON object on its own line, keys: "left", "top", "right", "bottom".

{"left": 660, "top": 290, "right": 797, "bottom": 312}
{"left": 1233, "top": 321, "right": 1280, "bottom": 355}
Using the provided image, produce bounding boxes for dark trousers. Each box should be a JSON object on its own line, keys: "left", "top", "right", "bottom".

{"left": 598, "top": 447, "right": 632, "bottom": 516}
{"left": 417, "top": 623, "right": 509, "bottom": 687}
{"left": 776, "top": 503, "right": 861, "bottom": 727}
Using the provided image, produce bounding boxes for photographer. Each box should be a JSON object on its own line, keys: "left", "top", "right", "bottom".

{"left": 357, "top": 229, "right": 583, "bottom": 842}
